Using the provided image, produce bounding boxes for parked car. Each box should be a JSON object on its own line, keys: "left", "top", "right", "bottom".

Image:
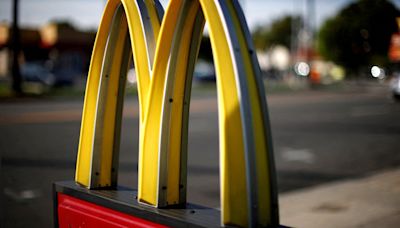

{"left": 21, "top": 62, "right": 55, "bottom": 86}
{"left": 390, "top": 73, "right": 400, "bottom": 101}
{"left": 194, "top": 60, "right": 216, "bottom": 82}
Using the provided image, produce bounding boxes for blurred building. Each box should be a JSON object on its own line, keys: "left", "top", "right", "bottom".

{"left": 0, "top": 22, "right": 95, "bottom": 85}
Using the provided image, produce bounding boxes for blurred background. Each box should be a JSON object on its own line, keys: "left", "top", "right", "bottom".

{"left": 1, "top": 0, "right": 400, "bottom": 227}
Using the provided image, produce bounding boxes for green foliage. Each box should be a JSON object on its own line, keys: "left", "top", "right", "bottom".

{"left": 318, "top": 0, "right": 400, "bottom": 74}
{"left": 252, "top": 15, "right": 302, "bottom": 50}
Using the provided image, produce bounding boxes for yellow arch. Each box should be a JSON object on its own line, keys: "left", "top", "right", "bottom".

{"left": 75, "top": 0, "right": 162, "bottom": 188}
{"left": 74, "top": 0, "right": 278, "bottom": 226}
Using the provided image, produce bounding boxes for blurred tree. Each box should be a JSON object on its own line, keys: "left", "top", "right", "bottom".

{"left": 318, "top": 0, "right": 400, "bottom": 75}
{"left": 252, "top": 15, "right": 302, "bottom": 50}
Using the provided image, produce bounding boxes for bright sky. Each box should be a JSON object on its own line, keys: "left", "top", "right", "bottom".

{"left": 0, "top": 0, "right": 400, "bottom": 31}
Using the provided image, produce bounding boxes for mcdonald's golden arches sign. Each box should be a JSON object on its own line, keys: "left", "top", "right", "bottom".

{"left": 74, "top": 0, "right": 278, "bottom": 226}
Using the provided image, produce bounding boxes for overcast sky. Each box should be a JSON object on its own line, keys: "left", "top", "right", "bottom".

{"left": 1, "top": 0, "right": 400, "bottom": 31}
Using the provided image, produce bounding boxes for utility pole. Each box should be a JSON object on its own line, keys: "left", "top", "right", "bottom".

{"left": 11, "top": 0, "right": 22, "bottom": 95}
{"left": 306, "top": 0, "right": 316, "bottom": 60}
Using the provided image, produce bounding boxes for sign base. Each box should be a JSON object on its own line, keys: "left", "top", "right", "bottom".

{"left": 53, "top": 181, "right": 220, "bottom": 228}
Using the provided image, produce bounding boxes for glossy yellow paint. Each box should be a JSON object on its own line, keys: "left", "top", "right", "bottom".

{"left": 143, "top": 0, "right": 161, "bottom": 43}
{"left": 137, "top": 0, "right": 181, "bottom": 206}
{"left": 97, "top": 12, "right": 129, "bottom": 186}
{"left": 75, "top": 0, "right": 276, "bottom": 226}
{"left": 226, "top": 3, "right": 272, "bottom": 226}
{"left": 75, "top": 0, "right": 159, "bottom": 187}
{"left": 159, "top": 1, "right": 200, "bottom": 206}
{"left": 75, "top": 0, "right": 117, "bottom": 187}
{"left": 198, "top": 1, "right": 248, "bottom": 225}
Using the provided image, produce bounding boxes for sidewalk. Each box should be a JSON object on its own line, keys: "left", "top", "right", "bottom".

{"left": 279, "top": 168, "right": 400, "bottom": 228}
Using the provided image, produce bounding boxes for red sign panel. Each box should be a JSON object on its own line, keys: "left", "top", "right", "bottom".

{"left": 57, "top": 193, "right": 168, "bottom": 228}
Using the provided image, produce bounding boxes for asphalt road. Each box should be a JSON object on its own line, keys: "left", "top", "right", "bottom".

{"left": 1, "top": 82, "right": 400, "bottom": 227}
